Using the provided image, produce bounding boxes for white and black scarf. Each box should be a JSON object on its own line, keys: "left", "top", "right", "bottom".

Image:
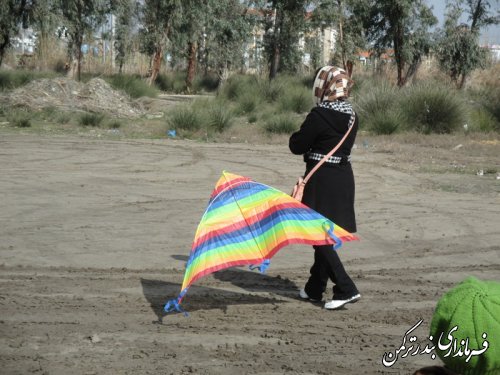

{"left": 319, "top": 100, "right": 354, "bottom": 115}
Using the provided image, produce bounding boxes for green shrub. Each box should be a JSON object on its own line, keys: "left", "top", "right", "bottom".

{"left": 0, "top": 70, "right": 59, "bottom": 91}
{"left": 108, "top": 120, "right": 122, "bottom": 129}
{"left": 355, "top": 79, "right": 404, "bottom": 134}
{"left": 217, "top": 74, "right": 313, "bottom": 109}
{"left": 154, "top": 73, "right": 174, "bottom": 91}
{"left": 194, "top": 74, "right": 219, "bottom": 92}
{"left": 354, "top": 81, "right": 398, "bottom": 122}
{"left": 208, "top": 103, "right": 233, "bottom": 132}
{"left": 279, "top": 86, "right": 311, "bottom": 113}
{"left": 79, "top": 113, "right": 104, "bottom": 127}
{"left": 401, "top": 83, "right": 465, "bottom": 134}
{"left": 468, "top": 108, "right": 499, "bottom": 132}
{"left": 258, "top": 79, "right": 284, "bottom": 102}
{"left": 218, "top": 76, "right": 239, "bottom": 99}
{"left": 218, "top": 74, "right": 253, "bottom": 100}
{"left": 301, "top": 73, "right": 316, "bottom": 89}
{"left": 155, "top": 72, "right": 186, "bottom": 93}
{"left": 7, "top": 109, "right": 31, "bottom": 127}
{"left": 248, "top": 113, "right": 258, "bottom": 123}
{"left": 236, "top": 92, "right": 260, "bottom": 114}
{"left": 472, "top": 86, "right": 500, "bottom": 128}
{"left": 172, "top": 79, "right": 186, "bottom": 94}
{"left": 15, "top": 117, "right": 31, "bottom": 128}
{"left": 348, "top": 74, "right": 383, "bottom": 98}
{"left": 56, "top": 112, "right": 72, "bottom": 124}
{"left": 38, "top": 106, "right": 57, "bottom": 120}
{"left": 369, "top": 111, "right": 403, "bottom": 135}
{"left": 107, "top": 74, "right": 157, "bottom": 98}
{"left": 264, "top": 114, "right": 298, "bottom": 134}
{"left": 167, "top": 105, "right": 202, "bottom": 131}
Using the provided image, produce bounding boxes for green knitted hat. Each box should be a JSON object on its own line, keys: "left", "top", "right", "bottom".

{"left": 430, "top": 277, "right": 500, "bottom": 375}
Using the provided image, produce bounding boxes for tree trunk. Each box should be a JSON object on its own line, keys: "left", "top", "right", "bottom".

{"left": 269, "top": 6, "right": 283, "bottom": 80}
{"left": 203, "top": 50, "right": 209, "bottom": 76}
{"left": 110, "top": 14, "right": 115, "bottom": 71}
{"left": 0, "top": 38, "right": 9, "bottom": 67}
{"left": 76, "top": 34, "right": 83, "bottom": 81}
{"left": 346, "top": 60, "right": 354, "bottom": 78}
{"left": 77, "top": 54, "right": 81, "bottom": 81}
{"left": 338, "top": 0, "right": 347, "bottom": 70}
{"left": 148, "top": 46, "right": 163, "bottom": 86}
{"left": 339, "top": 28, "right": 347, "bottom": 70}
{"left": 458, "top": 73, "right": 467, "bottom": 89}
{"left": 269, "top": 44, "right": 280, "bottom": 80}
{"left": 394, "top": 22, "right": 406, "bottom": 87}
{"left": 217, "top": 62, "right": 229, "bottom": 89}
{"left": 38, "top": 29, "right": 50, "bottom": 71}
{"left": 186, "top": 40, "right": 198, "bottom": 93}
{"left": 405, "top": 59, "right": 422, "bottom": 85}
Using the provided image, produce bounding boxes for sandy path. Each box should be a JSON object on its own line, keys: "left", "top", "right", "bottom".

{"left": 1, "top": 134, "right": 499, "bottom": 374}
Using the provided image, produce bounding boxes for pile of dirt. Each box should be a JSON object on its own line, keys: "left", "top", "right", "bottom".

{"left": 3, "top": 77, "right": 144, "bottom": 118}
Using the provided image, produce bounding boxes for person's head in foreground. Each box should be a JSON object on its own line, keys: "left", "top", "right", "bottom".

{"left": 413, "top": 366, "right": 458, "bottom": 375}
{"left": 429, "top": 276, "right": 500, "bottom": 375}
{"left": 312, "top": 65, "right": 354, "bottom": 105}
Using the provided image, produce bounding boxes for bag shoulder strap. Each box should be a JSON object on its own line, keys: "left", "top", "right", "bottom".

{"left": 302, "top": 111, "right": 355, "bottom": 185}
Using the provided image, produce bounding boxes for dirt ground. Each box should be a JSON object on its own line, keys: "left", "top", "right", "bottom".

{"left": 0, "top": 132, "right": 499, "bottom": 375}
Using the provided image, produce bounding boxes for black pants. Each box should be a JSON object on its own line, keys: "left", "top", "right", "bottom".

{"left": 304, "top": 245, "right": 358, "bottom": 300}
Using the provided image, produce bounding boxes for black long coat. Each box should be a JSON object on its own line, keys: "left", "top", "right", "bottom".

{"left": 289, "top": 106, "right": 359, "bottom": 233}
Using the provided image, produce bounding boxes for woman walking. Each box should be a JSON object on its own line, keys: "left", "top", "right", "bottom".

{"left": 289, "top": 66, "right": 360, "bottom": 310}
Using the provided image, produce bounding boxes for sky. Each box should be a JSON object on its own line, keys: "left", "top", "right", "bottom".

{"left": 425, "top": 0, "right": 500, "bottom": 45}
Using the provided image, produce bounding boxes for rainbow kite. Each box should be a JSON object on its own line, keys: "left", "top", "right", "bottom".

{"left": 164, "top": 171, "right": 358, "bottom": 315}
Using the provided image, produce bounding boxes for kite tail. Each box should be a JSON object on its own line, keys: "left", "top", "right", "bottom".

{"left": 249, "top": 259, "right": 271, "bottom": 273}
{"left": 164, "top": 288, "right": 189, "bottom": 317}
{"left": 324, "top": 222, "right": 343, "bottom": 250}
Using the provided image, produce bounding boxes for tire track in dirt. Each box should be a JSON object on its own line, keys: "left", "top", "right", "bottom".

{"left": 1, "top": 135, "right": 499, "bottom": 374}
{"left": 0, "top": 265, "right": 430, "bottom": 374}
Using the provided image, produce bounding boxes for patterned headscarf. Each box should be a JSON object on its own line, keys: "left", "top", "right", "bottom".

{"left": 312, "top": 66, "right": 354, "bottom": 105}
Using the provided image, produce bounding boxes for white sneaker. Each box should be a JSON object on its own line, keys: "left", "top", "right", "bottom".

{"left": 324, "top": 294, "right": 361, "bottom": 310}
{"left": 299, "top": 289, "right": 322, "bottom": 302}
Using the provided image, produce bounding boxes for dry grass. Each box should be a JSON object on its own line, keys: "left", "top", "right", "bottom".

{"left": 363, "top": 131, "right": 500, "bottom": 176}
{"left": 468, "top": 63, "right": 500, "bottom": 90}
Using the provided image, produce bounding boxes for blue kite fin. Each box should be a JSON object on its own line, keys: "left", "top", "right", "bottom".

{"left": 163, "top": 288, "right": 189, "bottom": 317}
{"left": 325, "top": 222, "right": 343, "bottom": 250}
{"left": 164, "top": 297, "right": 189, "bottom": 317}
{"left": 249, "top": 259, "right": 271, "bottom": 273}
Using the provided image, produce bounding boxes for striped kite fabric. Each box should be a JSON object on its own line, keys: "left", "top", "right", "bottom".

{"left": 164, "top": 171, "right": 358, "bottom": 315}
